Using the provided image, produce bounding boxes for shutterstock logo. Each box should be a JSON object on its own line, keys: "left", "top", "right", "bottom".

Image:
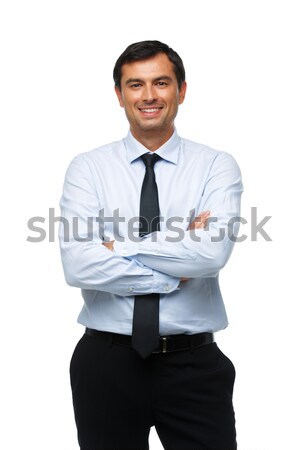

{"left": 26, "top": 207, "right": 272, "bottom": 243}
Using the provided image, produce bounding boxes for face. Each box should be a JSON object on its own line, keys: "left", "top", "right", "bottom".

{"left": 115, "top": 53, "right": 187, "bottom": 139}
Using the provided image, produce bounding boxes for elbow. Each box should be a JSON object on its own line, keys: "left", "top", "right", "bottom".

{"left": 213, "top": 248, "right": 230, "bottom": 272}
{"left": 191, "top": 240, "right": 233, "bottom": 278}
{"left": 60, "top": 246, "right": 90, "bottom": 289}
{"left": 61, "top": 255, "right": 85, "bottom": 288}
{"left": 63, "top": 267, "right": 81, "bottom": 288}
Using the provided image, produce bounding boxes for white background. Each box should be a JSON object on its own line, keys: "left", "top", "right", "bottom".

{"left": 1, "top": 1, "right": 299, "bottom": 449}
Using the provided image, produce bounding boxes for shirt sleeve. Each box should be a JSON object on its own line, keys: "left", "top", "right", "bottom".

{"left": 114, "top": 151, "right": 243, "bottom": 278}
{"left": 58, "top": 154, "right": 180, "bottom": 296}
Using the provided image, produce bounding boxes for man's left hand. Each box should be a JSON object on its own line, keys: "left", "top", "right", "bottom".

{"left": 102, "top": 240, "right": 115, "bottom": 251}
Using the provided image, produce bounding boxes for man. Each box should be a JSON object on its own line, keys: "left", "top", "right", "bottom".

{"left": 59, "top": 40, "right": 243, "bottom": 450}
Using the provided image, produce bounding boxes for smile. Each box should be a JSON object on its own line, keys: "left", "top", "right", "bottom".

{"left": 139, "top": 108, "right": 163, "bottom": 113}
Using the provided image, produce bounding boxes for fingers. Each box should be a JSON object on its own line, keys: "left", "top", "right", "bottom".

{"left": 188, "top": 211, "right": 211, "bottom": 230}
{"left": 102, "top": 240, "right": 115, "bottom": 251}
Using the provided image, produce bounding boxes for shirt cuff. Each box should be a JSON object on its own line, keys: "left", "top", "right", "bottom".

{"left": 113, "top": 234, "right": 194, "bottom": 259}
{"left": 114, "top": 239, "right": 180, "bottom": 294}
{"left": 152, "top": 270, "right": 181, "bottom": 294}
{"left": 113, "top": 238, "right": 167, "bottom": 260}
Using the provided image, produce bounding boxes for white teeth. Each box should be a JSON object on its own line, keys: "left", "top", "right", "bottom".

{"left": 141, "top": 108, "right": 160, "bottom": 113}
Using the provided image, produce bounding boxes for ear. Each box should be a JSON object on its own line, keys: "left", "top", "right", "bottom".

{"left": 178, "top": 81, "right": 187, "bottom": 105}
{"left": 115, "top": 86, "right": 124, "bottom": 108}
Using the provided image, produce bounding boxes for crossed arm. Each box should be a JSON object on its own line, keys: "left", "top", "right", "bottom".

{"left": 59, "top": 152, "right": 243, "bottom": 295}
{"left": 102, "top": 210, "right": 211, "bottom": 282}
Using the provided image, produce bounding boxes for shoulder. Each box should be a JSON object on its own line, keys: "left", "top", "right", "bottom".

{"left": 66, "top": 138, "right": 126, "bottom": 172}
{"left": 75, "top": 138, "right": 125, "bottom": 163}
{"left": 181, "top": 137, "right": 240, "bottom": 169}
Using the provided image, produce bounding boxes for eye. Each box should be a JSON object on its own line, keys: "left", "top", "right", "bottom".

{"left": 130, "top": 83, "right": 142, "bottom": 88}
{"left": 156, "top": 81, "right": 168, "bottom": 87}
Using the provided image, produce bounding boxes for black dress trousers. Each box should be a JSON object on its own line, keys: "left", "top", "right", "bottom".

{"left": 70, "top": 332, "right": 237, "bottom": 450}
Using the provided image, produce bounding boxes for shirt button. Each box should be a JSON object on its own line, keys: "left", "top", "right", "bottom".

{"left": 164, "top": 284, "right": 170, "bottom": 292}
{"left": 128, "top": 286, "right": 134, "bottom": 292}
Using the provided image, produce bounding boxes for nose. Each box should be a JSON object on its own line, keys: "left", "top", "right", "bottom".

{"left": 142, "top": 84, "right": 157, "bottom": 103}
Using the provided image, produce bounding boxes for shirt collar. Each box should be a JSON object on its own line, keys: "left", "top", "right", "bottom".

{"left": 124, "top": 128, "right": 181, "bottom": 165}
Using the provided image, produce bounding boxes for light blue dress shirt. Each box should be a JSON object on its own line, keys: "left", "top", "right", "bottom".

{"left": 59, "top": 129, "right": 243, "bottom": 336}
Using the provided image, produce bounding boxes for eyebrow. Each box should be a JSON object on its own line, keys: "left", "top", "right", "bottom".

{"left": 125, "top": 75, "right": 173, "bottom": 85}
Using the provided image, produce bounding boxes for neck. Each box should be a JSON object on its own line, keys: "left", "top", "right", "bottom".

{"left": 130, "top": 126, "right": 175, "bottom": 151}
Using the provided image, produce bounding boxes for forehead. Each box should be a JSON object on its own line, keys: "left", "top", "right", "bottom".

{"left": 121, "top": 53, "right": 176, "bottom": 82}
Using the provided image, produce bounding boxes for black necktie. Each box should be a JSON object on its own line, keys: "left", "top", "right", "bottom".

{"left": 131, "top": 153, "right": 161, "bottom": 358}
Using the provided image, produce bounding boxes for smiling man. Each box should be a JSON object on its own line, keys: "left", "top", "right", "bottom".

{"left": 59, "top": 40, "right": 243, "bottom": 450}
{"left": 114, "top": 52, "right": 186, "bottom": 150}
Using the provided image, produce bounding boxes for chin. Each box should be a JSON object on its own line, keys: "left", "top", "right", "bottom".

{"left": 139, "top": 123, "right": 164, "bottom": 132}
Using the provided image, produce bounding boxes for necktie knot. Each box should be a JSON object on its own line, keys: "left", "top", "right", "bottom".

{"left": 141, "top": 153, "right": 161, "bottom": 169}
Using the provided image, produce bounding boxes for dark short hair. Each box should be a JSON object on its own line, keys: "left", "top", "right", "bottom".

{"left": 113, "top": 40, "right": 185, "bottom": 91}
